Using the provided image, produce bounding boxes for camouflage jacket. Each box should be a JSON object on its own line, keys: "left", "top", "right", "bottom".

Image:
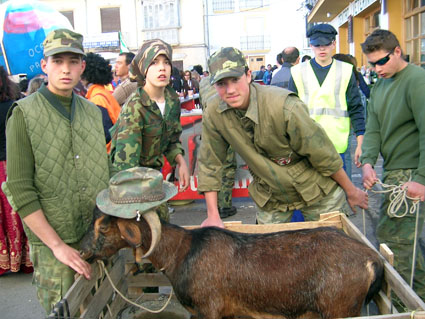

{"left": 110, "top": 85, "right": 184, "bottom": 171}
{"left": 198, "top": 83, "right": 342, "bottom": 212}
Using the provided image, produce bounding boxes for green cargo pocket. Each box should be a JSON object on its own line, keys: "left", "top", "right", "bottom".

{"left": 288, "top": 160, "right": 321, "bottom": 203}
{"left": 248, "top": 180, "right": 272, "bottom": 208}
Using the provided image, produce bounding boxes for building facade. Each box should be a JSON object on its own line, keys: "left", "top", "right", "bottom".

{"left": 305, "top": 0, "right": 424, "bottom": 69}
{"left": 40, "top": 0, "right": 307, "bottom": 72}
{"left": 205, "top": 0, "right": 307, "bottom": 71}
{"left": 41, "top": 0, "right": 208, "bottom": 71}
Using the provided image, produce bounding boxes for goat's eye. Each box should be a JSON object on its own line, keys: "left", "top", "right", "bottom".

{"left": 99, "top": 224, "right": 110, "bottom": 233}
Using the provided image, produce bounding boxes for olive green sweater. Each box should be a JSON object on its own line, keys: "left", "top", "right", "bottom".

{"left": 360, "top": 64, "right": 425, "bottom": 185}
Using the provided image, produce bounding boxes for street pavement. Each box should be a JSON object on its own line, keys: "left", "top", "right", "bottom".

{"left": 1, "top": 136, "right": 424, "bottom": 319}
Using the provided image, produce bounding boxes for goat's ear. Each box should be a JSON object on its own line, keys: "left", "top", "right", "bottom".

{"left": 117, "top": 219, "right": 142, "bottom": 247}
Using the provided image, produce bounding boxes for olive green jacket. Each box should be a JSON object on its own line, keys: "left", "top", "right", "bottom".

{"left": 198, "top": 83, "right": 342, "bottom": 212}
{"left": 2, "top": 86, "right": 110, "bottom": 244}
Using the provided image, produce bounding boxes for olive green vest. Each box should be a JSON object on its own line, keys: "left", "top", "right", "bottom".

{"left": 12, "top": 87, "right": 110, "bottom": 244}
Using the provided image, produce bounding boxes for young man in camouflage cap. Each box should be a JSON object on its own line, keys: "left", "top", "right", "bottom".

{"left": 2, "top": 28, "right": 112, "bottom": 313}
{"left": 198, "top": 47, "right": 368, "bottom": 228}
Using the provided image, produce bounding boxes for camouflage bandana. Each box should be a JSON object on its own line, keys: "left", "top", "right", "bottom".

{"left": 208, "top": 47, "right": 247, "bottom": 84}
{"left": 43, "top": 28, "right": 85, "bottom": 57}
{"left": 96, "top": 167, "right": 177, "bottom": 218}
{"left": 129, "top": 39, "right": 173, "bottom": 85}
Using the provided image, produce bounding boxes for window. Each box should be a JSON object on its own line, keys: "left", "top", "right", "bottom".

{"left": 212, "top": 0, "right": 234, "bottom": 12}
{"left": 60, "top": 11, "right": 74, "bottom": 29}
{"left": 239, "top": 0, "right": 269, "bottom": 10}
{"left": 100, "top": 7, "right": 121, "bottom": 33}
{"left": 364, "top": 9, "right": 380, "bottom": 37}
{"left": 143, "top": 0, "right": 179, "bottom": 30}
{"left": 142, "top": 0, "right": 180, "bottom": 45}
{"left": 240, "top": 35, "right": 270, "bottom": 50}
{"left": 240, "top": 16, "right": 269, "bottom": 50}
{"left": 404, "top": 0, "right": 425, "bottom": 67}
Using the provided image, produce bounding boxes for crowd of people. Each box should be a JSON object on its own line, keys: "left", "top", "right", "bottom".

{"left": 0, "top": 22, "right": 424, "bottom": 315}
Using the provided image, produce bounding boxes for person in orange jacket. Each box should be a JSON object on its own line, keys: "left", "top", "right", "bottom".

{"left": 81, "top": 52, "right": 121, "bottom": 152}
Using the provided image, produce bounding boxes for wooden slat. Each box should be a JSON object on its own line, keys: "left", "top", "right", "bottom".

{"left": 375, "top": 244, "right": 396, "bottom": 315}
{"left": 341, "top": 214, "right": 425, "bottom": 311}
{"left": 103, "top": 280, "right": 128, "bottom": 319}
{"left": 184, "top": 220, "right": 342, "bottom": 233}
{"left": 375, "top": 290, "right": 398, "bottom": 315}
{"left": 60, "top": 261, "right": 103, "bottom": 317}
{"left": 345, "top": 311, "right": 425, "bottom": 319}
{"left": 127, "top": 273, "right": 171, "bottom": 287}
{"left": 380, "top": 244, "right": 395, "bottom": 304}
{"left": 318, "top": 211, "right": 344, "bottom": 222}
{"left": 82, "top": 276, "right": 126, "bottom": 319}
{"left": 57, "top": 254, "right": 122, "bottom": 317}
{"left": 80, "top": 256, "right": 125, "bottom": 318}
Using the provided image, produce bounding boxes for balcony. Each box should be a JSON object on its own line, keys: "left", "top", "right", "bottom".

{"left": 143, "top": 28, "right": 179, "bottom": 46}
{"left": 306, "top": 0, "right": 351, "bottom": 23}
{"left": 240, "top": 35, "right": 270, "bottom": 51}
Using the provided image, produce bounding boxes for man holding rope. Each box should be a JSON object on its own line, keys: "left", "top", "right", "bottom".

{"left": 360, "top": 29, "right": 425, "bottom": 302}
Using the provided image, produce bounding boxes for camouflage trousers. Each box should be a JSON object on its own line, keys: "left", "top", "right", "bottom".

{"left": 257, "top": 186, "right": 350, "bottom": 224}
{"left": 217, "top": 145, "right": 237, "bottom": 210}
{"left": 30, "top": 243, "right": 78, "bottom": 314}
{"left": 377, "top": 169, "right": 425, "bottom": 301}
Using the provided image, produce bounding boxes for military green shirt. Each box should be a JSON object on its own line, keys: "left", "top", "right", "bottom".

{"left": 110, "top": 85, "right": 184, "bottom": 171}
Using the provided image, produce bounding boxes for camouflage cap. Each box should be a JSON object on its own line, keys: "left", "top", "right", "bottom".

{"left": 208, "top": 47, "right": 247, "bottom": 84}
{"left": 129, "top": 39, "right": 173, "bottom": 85}
{"left": 96, "top": 167, "right": 177, "bottom": 219}
{"left": 43, "top": 28, "right": 85, "bottom": 57}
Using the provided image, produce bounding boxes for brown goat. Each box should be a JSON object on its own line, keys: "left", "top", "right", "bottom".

{"left": 80, "top": 208, "right": 384, "bottom": 319}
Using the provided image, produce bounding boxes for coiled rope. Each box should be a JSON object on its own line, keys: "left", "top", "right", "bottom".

{"left": 364, "top": 179, "right": 421, "bottom": 288}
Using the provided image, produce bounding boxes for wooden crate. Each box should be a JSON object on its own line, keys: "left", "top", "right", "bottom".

{"left": 48, "top": 212, "right": 425, "bottom": 319}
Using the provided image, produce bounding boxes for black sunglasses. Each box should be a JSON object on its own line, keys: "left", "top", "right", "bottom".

{"left": 369, "top": 51, "right": 393, "bottom": 67}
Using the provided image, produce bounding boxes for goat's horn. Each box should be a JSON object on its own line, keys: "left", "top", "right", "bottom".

{"left": 141, "top": 210, "right": 161, "bottom": 258}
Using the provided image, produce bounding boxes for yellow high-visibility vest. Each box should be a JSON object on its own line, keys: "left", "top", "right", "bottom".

{"left": 291, "top": 60, "right": 352, "bottom": 153}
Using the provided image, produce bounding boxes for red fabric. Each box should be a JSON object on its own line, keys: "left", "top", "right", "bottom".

{"left": 0, "top": 161, "right": 33, "bottom": 274}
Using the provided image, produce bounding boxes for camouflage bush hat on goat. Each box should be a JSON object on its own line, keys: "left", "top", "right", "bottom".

{"left": 208, "top": 47, "right": 247, "bottom": 84}
{"left": 43, "top": 28, "right": 85, "bottom": 57}
{"left": 129, "top": 39, "right": 173, "bottom": 85}
{"left": 96, "top": 167, "right": 177, "bottom": 218}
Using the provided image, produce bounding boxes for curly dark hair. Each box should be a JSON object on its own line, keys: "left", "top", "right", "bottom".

{"left": 82, "top": 52, "right": 113, "bottom": 85}
{"left": 0, "top": 66, "right": 19, "bottom": 101}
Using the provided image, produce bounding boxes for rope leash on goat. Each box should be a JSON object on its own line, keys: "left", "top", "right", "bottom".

{"left": 362, "top": 178, "right": 422, "bottom": 288}
{"left": 97, "top": 260, "right": 173, "bottom": 313}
